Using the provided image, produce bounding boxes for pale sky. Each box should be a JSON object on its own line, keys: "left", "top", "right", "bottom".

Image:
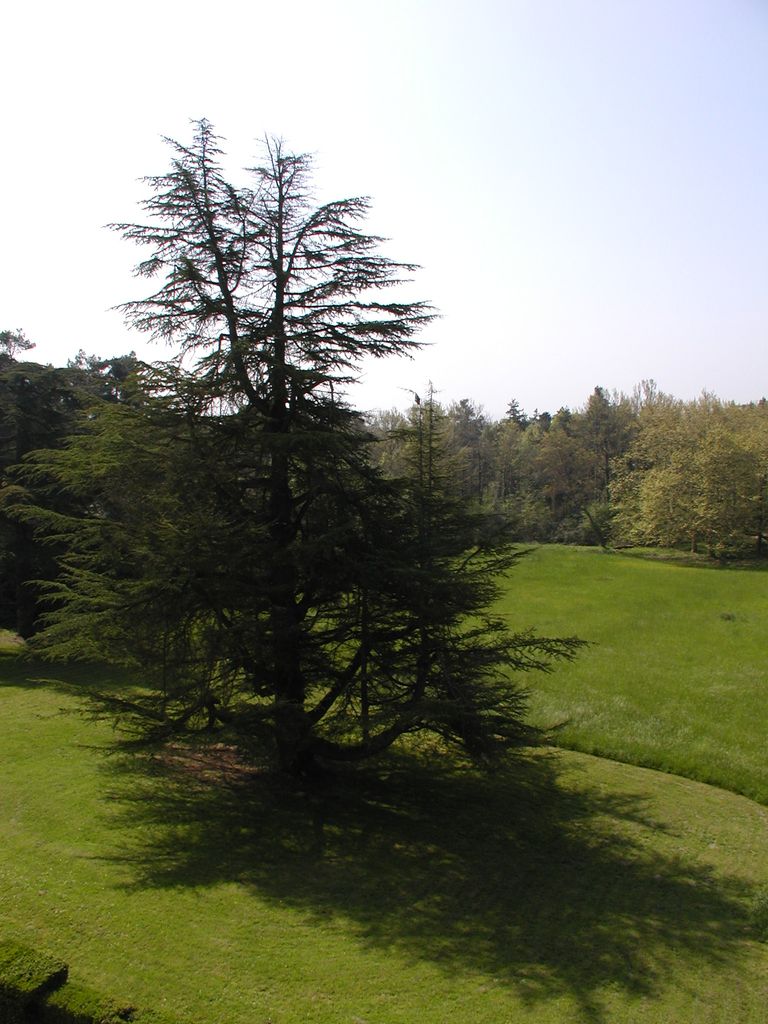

{"left": 3, "top": 0, "right": 767, "bottom": 418}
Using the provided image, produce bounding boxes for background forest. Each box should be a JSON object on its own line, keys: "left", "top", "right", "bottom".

{"left": 371, "top": 383, "right": 768, "bottom": 556}
{"left": 2, "top": 328, "right": 767, "bottom": 640}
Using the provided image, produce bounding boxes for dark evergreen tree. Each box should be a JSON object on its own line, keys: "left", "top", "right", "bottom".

{"left": 362, "top": 391, "right": 583, "bottom": 759}
{"left": 24, "top": 122, "right": 581, "bottom": 774}
{"left": 0, "top": 343, "right": 142, "bottom": 635}
{"left": 0, "top": 354, "right": 81, "bottom": 634}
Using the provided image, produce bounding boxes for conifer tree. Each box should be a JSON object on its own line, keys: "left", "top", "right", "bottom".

{"left": 25, "top": 122, "right": 581, "bottom": 774}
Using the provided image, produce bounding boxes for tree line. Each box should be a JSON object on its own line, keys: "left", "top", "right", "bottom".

{"left": 3, "top": 342, "right": 764, "bottom": 644}
{"left": 369, "top": 382, "right": 768, "bottom": 558}
{"left": 0, "top": 334, "right": 139, "bottom": 635}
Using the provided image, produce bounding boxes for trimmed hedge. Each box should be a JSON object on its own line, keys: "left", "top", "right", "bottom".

{"left": 0, "top": 941, "right": 68, "bottom": 1023}
{"left": 0, "top": 942, "right": 182, "bottom": 1024}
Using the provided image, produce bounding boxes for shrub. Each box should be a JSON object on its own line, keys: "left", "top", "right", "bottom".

{"left": 0, "top": 940, "right": 182, "bottom": 1024}
{"left": 0, "top": 940, "right": 68, "bottom": 1024}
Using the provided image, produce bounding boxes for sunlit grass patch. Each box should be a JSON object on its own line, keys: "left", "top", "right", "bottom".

{"left": 498, "top": 545, "right": 768, "bottom": 803}
{"left": 1, "top": 662, "right": 768, "bottom": 1023}
{"left": 0, "top": 630, "right": 25, "bottom": 654}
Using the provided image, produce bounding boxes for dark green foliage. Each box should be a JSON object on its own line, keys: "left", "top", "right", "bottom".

{"left": 0, "top": 359, "right": 81, "bottom": 634}
{"left": 0, "top": 940, "right": 68, "bottom": 998}
{"left": 358, "top": 392, "right": 583, "bottom": 759}
{"left": 0, "top": 347, "right": 140, "bottom": 635}
{"left": 25, "top": 366, "right": 583, "bottom": 771}
{"left": 0, "top": 941, "right": 182, "bottom": 1024}
{"left": 372, "top": 388, "right": 638, "bottom": 545}
{"left": 22, "top": 122, "right": 581, "bottom": 775}
{"left": 0, "top": 941, "right": 67, "bottom": 1023}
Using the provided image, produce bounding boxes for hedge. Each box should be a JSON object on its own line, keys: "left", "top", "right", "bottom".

{"left": 0, "top": 942, "right": 182, "bottom": 1024}
{"left": 0, "top": 941, "right": 68, "bottom": 1024}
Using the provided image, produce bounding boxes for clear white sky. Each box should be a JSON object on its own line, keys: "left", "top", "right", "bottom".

{"left": 3, "top": 0, "right": 766, "bottom": 418}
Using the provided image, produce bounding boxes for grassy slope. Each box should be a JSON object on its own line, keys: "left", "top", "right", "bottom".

{"left": 499, "top": 545, "right": 768, "bottom": 803}
{"left": 1, "top": 658, "right": 767, "bottom": 1024}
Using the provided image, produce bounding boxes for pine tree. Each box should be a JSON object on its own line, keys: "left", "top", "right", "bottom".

{"left": 25, "top": 122, "right": 581, "bottom": 774}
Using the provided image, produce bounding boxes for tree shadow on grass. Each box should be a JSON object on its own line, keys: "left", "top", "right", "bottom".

{"left": 0, "top": 655, "right": 144, "bottom": 700}
{"left": 95, "top": 743, "right": 756, "bottom": 1023}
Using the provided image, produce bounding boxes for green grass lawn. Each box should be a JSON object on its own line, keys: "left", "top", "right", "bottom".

{"left": 499, "top": 545, "right": 768, "bottom": 803}
{"left": 2, "top": 657, "right": 768, "bottom": 1024}
{"left": 0, "top": 629, "right": 25, "bottom": 653}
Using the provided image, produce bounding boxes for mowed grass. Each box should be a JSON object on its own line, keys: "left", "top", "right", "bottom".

{"left": 2, "top": 658, "right": 768, "bottom": 1024}
{"left": 499, "top": 545, "right": 768, "bottom": 803}
{"left": 0, "top": 629, "right": 25, "bottom": 653}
